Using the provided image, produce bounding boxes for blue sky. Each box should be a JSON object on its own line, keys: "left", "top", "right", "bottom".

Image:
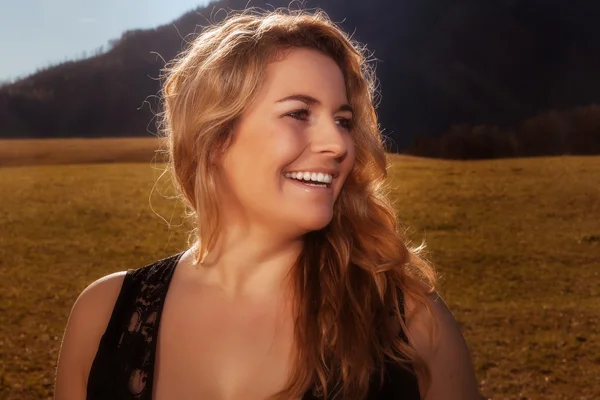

{"left": 0, "top": 0, "right": 214, "bottom": 82}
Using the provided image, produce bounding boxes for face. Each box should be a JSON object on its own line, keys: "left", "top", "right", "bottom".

{"left": 216, "top": 47, "right": 356, "bottom": 236}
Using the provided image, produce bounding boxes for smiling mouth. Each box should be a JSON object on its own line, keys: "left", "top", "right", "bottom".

{"left": 283, "top": 172, "right": 332, "bottom": 188}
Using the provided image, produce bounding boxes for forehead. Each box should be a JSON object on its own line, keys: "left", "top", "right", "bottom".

{"left": 261, "top": 47, "right": 348, "bottom": 103}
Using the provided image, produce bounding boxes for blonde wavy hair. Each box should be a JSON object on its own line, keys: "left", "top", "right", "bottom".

{"left": 159, "top": 7, "right": 437, "bottom": 400}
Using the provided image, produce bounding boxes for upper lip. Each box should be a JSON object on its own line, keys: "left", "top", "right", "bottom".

{"left": 284, "top": 168, "right": 340, "bottom": 178}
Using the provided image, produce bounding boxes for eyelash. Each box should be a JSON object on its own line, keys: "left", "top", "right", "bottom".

{"left": 286, "top": 109, "right": 353, "bottom": 131}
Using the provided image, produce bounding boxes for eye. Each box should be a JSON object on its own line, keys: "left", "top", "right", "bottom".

{"left": 286, "top": 109, "right": 310, "bottom": 121}
{"left": 336, "top": 117, "right": 353, "bottom": 131}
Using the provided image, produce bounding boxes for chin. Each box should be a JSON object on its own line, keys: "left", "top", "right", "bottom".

{"left": 295, "top": 212, "right": 334, "bottom": 234}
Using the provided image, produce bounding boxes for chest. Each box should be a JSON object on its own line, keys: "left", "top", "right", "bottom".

{"left": 152, "top": 286, "right": 302, "bottom": 400}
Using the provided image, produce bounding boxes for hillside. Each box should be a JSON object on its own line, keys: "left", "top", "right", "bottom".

{"left": 1, "top": 0, "right": 600, "bottom": 151}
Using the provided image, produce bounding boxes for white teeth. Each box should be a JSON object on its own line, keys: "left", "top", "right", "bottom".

{"left": 284, "top": 171, "right": 334, "bottom": 185}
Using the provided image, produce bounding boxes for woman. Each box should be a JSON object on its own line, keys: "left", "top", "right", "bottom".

{"left": 54, "top": 8, "right": 480, "bottom": 400}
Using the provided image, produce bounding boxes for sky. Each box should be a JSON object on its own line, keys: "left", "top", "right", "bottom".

{"left": 0, "top": 0, "right": 214, "bottom": 82}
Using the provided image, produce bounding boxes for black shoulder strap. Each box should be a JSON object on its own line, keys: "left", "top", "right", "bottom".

{"left": 87, "top": 252, "right": 185, "bottom": 400}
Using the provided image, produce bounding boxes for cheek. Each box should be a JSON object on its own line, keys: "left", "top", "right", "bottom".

{"left": 254, "top": 125, "right": 307, "bottom": 185}
{"left": 343, "top": 136, "right": 357, "bottom": 175}
{"left": 269, "top": 123, "right": 306, "bottom": 161}
{"left": 331, "top": 138, "right": 356, "bottom": 200}
{"left": 222, "top": 123, "right": 304, "bottom": 191}
{"left": 218, "top": 137, "right": 259, "bottom": 199}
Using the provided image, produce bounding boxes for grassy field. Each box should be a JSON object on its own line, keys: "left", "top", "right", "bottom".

{"left": 0, "top": 139, "right": 599, "bottom": 399}
{"left": 0, "top": 137, "right": 166, "bottom": 167}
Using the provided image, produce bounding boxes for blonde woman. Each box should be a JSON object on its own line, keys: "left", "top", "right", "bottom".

{"left": 55, "top": 8, "right": 480, "bottom": 400}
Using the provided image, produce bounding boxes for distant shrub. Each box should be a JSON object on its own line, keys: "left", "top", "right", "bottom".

{"left": 408, "top": 104, "right": 600, "bottom": 159}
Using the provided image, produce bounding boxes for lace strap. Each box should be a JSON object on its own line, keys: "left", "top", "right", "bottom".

{"left": 122, "top": 252, "right": 185, "bottom": 399}
{"left": 86, "top": 252, "right": 184, "bottom": 400}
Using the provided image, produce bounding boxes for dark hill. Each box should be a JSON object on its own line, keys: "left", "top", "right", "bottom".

{"left": 1, "top": 0, "right": 600, "bottom": 153}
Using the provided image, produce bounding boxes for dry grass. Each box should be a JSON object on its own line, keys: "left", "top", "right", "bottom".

{"left": 0, "top": 138, "right": 167, "bottom": 167}
{"left": 0, "top": 139, "right": 599, "bottom": 399}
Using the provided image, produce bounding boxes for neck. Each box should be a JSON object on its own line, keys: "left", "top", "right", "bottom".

{"left": 191, "top": 223, "right": 304, "bottom": 299}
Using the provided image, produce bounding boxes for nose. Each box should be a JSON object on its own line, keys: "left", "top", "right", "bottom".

{"left": 309, "top": 117, "right": 349, "bottom": 160}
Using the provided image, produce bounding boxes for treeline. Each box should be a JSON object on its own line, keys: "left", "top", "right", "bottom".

{"left": 0, "top": 60, "right": 161, "bottom": 138}
{"left": 0, "top": 23, "right": 191, "bottom": 138}
{"left": 2, "top": 0, "right": 600, "bottom": 159}
{"left": 407, "top": 105, "right": 600, "bottom": 159}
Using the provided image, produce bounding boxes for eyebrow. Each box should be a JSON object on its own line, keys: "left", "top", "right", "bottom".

{"left": 275, "top": 94, "right": 353, "bottom": 114}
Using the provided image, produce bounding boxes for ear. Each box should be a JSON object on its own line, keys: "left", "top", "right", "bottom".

{"left": 209, "top": 146, "right": 222, "bottom": 166}
{"left": 209, "top": 128, "right": 233, "bottom": 166}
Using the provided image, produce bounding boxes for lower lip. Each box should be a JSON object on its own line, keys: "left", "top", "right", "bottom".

{"left": 284, "top": 177, "right": 333, "bottom": 194}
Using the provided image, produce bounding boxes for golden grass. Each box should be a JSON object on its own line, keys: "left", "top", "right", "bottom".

{"left": 0, "top": 138, "right": 167, "bottom": 167}
{"left": 0, "top": 142, "right": 599, "bottom": 399}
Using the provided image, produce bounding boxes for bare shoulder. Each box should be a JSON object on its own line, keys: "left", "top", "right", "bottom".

{"left": 54, "top": 271, "right": 128, "bottom": 400}
{"left": 403, "top": 284, "right": 481, "bottom": 400}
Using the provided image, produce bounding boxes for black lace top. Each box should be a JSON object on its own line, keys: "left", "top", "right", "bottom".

{"left": 87, "top": 252, "right": 421, "bottom": 400}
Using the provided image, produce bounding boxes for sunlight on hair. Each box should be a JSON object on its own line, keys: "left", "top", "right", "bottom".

{"left": 157, "top": 7, "right": 438, "bottom": 399}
